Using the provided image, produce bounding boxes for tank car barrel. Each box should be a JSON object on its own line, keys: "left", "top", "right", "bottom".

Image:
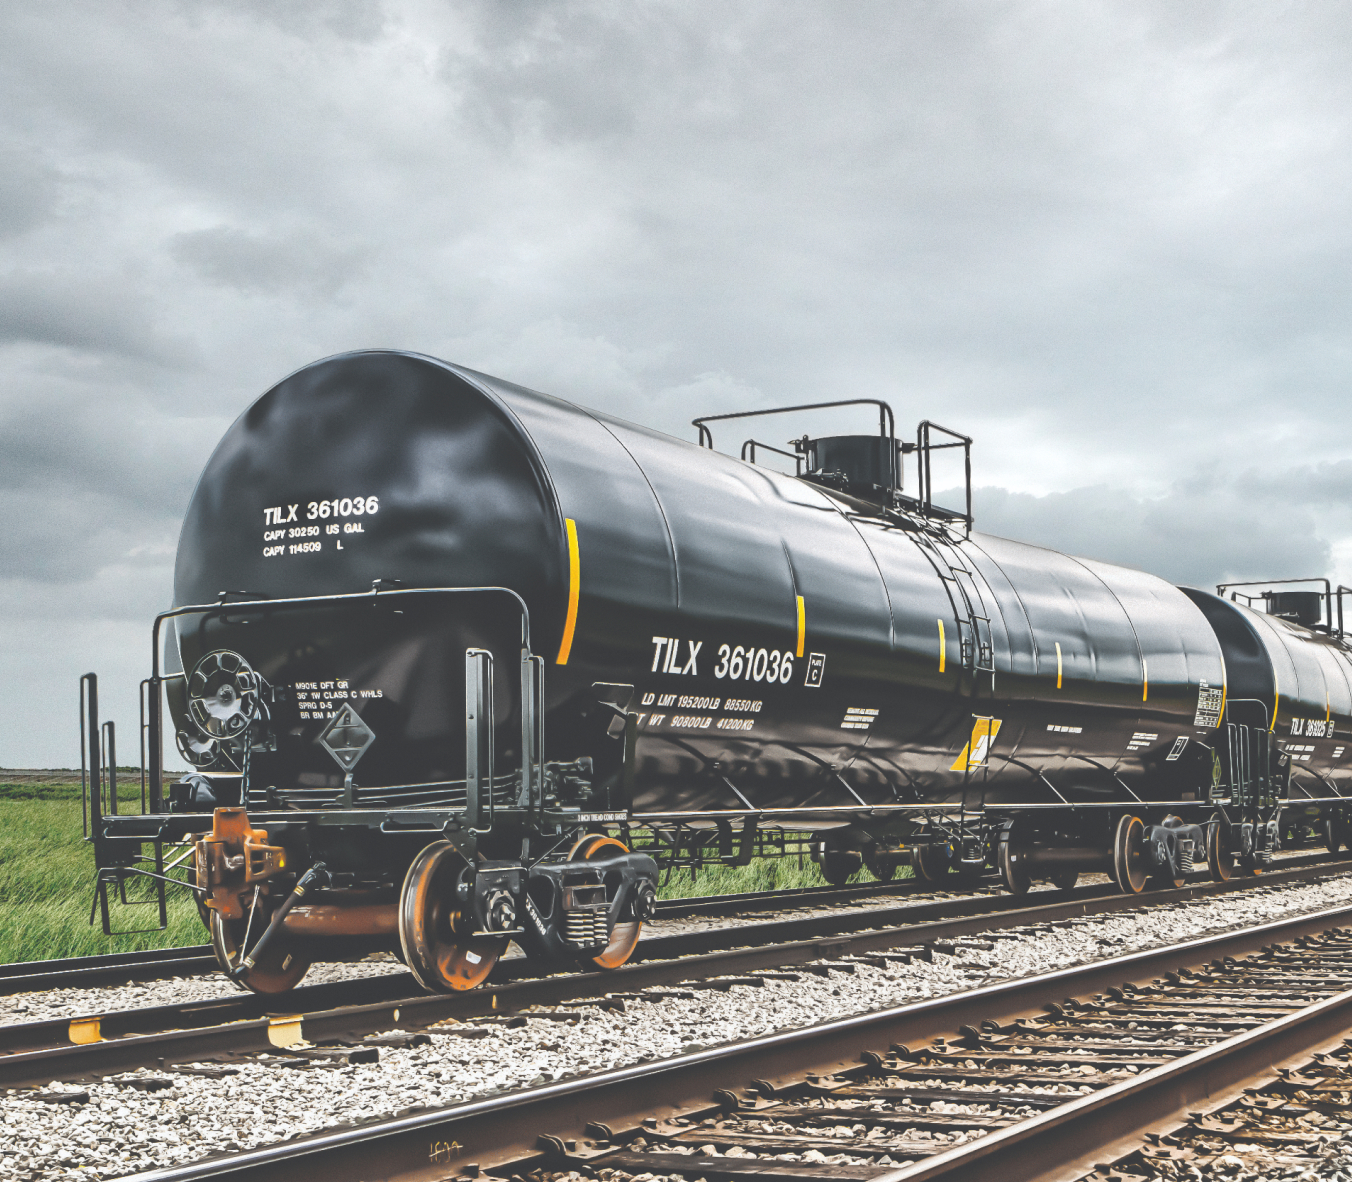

{"left": 77, "top": 349, "right": 1352, "bottom": 993}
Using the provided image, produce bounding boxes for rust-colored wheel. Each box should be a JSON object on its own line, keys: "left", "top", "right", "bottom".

{"left": 1112, "top": 815, "right": 1148, "bottom": 895}
{"left": 570, "top": 834, "right": 644, "bottom": 972}
{"left": 399, "top": 841, "right": 508, "bottom": 993}
{"left": 210, "top": 899, "right": 311, "bottom": 994}
{"left": 1207, "top": 823, "right": 1234, "bottom": 882}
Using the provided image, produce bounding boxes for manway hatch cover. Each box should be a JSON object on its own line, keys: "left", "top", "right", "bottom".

{"left": 317, "top": 704, "right": 375, "bottom": 772}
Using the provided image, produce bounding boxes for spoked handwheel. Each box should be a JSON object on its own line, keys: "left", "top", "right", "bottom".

{"left": 1207, "top": 823, "right": 1234, "bottom": 882}
{"left": 399, "top": 841, "right": 508, "bottom": 992}
{"left": 210, "top": 897, "right": 311, "bottom": 994}
{"left": 1112, "top": 815, "right": 1148, "bottom": 894}
{"left": 570, "top": 834, "right": 644, "bottom": 971}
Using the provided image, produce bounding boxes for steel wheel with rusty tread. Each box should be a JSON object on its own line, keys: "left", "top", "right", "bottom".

{"left": 1207, "top": 822, "right": 1234, "bottom": 882}
{"left": 571, "top": 834, "right": 644, "bottom": 972}
{"left": 210, "top": 901, "right": 311, "bottom": 994}
{"left": 399, "top": 841, "right": 508, "bottom": 993}
{"left": 1112, "top": 814, "right": 1148, "bottom": 894}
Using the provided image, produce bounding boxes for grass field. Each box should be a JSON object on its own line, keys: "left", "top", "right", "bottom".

{"left": 0, "top": 795, "right": 206, "bottom": 964}
{"left": 0, "top": 772, "right": 896, "bottom": 963}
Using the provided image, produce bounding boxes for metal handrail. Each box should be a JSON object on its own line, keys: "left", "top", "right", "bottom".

{"left": 917, "top": 419, "right": 973, "bottom": 532}
{"left": 1218, "top": 577, "right": 1334, "bottom": 633}
{"left": 145, "top": 583, "right": 535, "bottom": 822}
{"left": 739, "top": 439, "right": 803, "bottom": 474}
{"left": 693, "top": 398, "right": 895, "bottom": 451}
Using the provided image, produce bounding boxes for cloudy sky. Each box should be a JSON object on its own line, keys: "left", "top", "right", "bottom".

{"left": 4, "top": 1, "right": 1352, "bottom": 767}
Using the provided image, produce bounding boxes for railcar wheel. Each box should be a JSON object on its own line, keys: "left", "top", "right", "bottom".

{"left": 1326, "top": 815, "right": 1345, "bottom": 855}
{"left": 1112, "top": 815, "right": 1148, "bottom": 894}
{"left": 912, "top": 843, "right": 949, "bottom": 884}
{"left": 863, "top": 848, "right": 897, "bottom": 882}
{"left": 821, "top": 848, "right": 862, "bottom": 886}
{"left": 570, "top": 835, "right": 644, "bottom": 972}
{"left": 210, "top": 902, "right": 311, "bottom": 994}
{"left": 399, "top": 841, "right": 508, "bottom": 992}
{"left": 998, "top": 840, "right": 1031, "bottom": 895}
{"left": 1207, "top": 824, "right": 1234, "bottom": 882}
{"left": 1048, "top": 868, "right": 1079, "bottom": 892}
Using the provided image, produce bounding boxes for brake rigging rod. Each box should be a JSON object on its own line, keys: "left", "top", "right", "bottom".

{"left": 231, "top": 862, "right": 330, "bottom": 982}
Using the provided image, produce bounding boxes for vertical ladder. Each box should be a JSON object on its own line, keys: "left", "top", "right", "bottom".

{"left": 912, "top": 527, "right": 994, "bottom": 678}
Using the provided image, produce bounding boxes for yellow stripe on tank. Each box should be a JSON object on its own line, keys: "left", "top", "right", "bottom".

{"left": 1055, "top": 642, "right": 1063, "bottom": 689}
{"left": 796, "top": 596, "right": 806, "bottom": 658}
{"left": 555, "top": 518, "right": 581, "bottom": 665}
{"left": 1272, "top": 690, "right": 1279, "bottom": 733}
{"left": 1142, "top": 658, "right": 1148, "bottom": 702}
{"left": 937, "top": 619, "right": 945, "bottom": 673}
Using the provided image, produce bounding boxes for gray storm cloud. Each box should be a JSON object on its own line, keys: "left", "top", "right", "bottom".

{"left": 2, "top": 1, "right": 1352, "bottom": 764}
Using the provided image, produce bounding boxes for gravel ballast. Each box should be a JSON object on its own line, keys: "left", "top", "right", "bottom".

{"left": 5, "top": 873, "right": 1352, "bottom": 1181}
{"left": 0, "top": 883, "right": 1006, "bottom": 1026}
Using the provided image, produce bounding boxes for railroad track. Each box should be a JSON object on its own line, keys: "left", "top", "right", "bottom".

{"left": 1, "top": 849, "right": 1329, "bottom": 997}
{"left": 0, "top": 875, "right": 965, "bottom": 998}
{"left": 4, "top": 856, "right": 1350, "bottom": 1091}
{"left": 111, "top": 898, "right": 1352, "bottom": 1182}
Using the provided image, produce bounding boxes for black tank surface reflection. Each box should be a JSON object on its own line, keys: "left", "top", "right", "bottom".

{"left": 81, "top": 350, "right": 1352, "bottom": 998}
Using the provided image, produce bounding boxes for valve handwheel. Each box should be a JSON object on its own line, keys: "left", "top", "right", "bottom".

{"left": 186, "top": 650, "right": 262, "bottom": 740}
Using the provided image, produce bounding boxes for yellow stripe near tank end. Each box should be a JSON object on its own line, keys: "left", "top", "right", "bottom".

{"left": 1142, "top": 658, "right": 1148, "bottom": 703}
{"left": 937, "top": 619, "right": 945, "bottom": 673}
{"left": 556, "top": 518, "right": 580, "bottom": 665}
{"left": 796, "top": 596, "right": 806, "bottom": 658}
{"left": 1055, "top": 641, "right": 1062, "bottom": 689}
{"left": 1272, "top": 690, "right": 1279, "bottom": 733}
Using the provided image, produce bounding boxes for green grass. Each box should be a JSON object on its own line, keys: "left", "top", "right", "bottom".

{"left": 656, "top": 851, "right": 908, "bottom": 898}
{"left": 0, "top": 777, "right": 904, "bottom": 965}
{"left": 0, "top": 794, "right": 205, "bottom": 964}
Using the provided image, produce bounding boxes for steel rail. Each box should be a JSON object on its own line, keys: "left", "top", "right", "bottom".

{"left": 0, "top": 946, "right": 216, "bottom": 996}
{"left": 1, "top": 846, "right": 1333, "bottom": 998}
{"left": 112, "top": 899, "right": 1352, "bottom": 1182}
{"left": 4, "top": 857, "right": 1349, "bottom": 1088}
{"left": 884, "top": 983, "right": 1352, "bottom": 1182}
{"left": 5, "top": 852, "right": 1340, "bottom": 1052}
{"left": 0, "top": 876, "right": 953, "bottom": 996}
